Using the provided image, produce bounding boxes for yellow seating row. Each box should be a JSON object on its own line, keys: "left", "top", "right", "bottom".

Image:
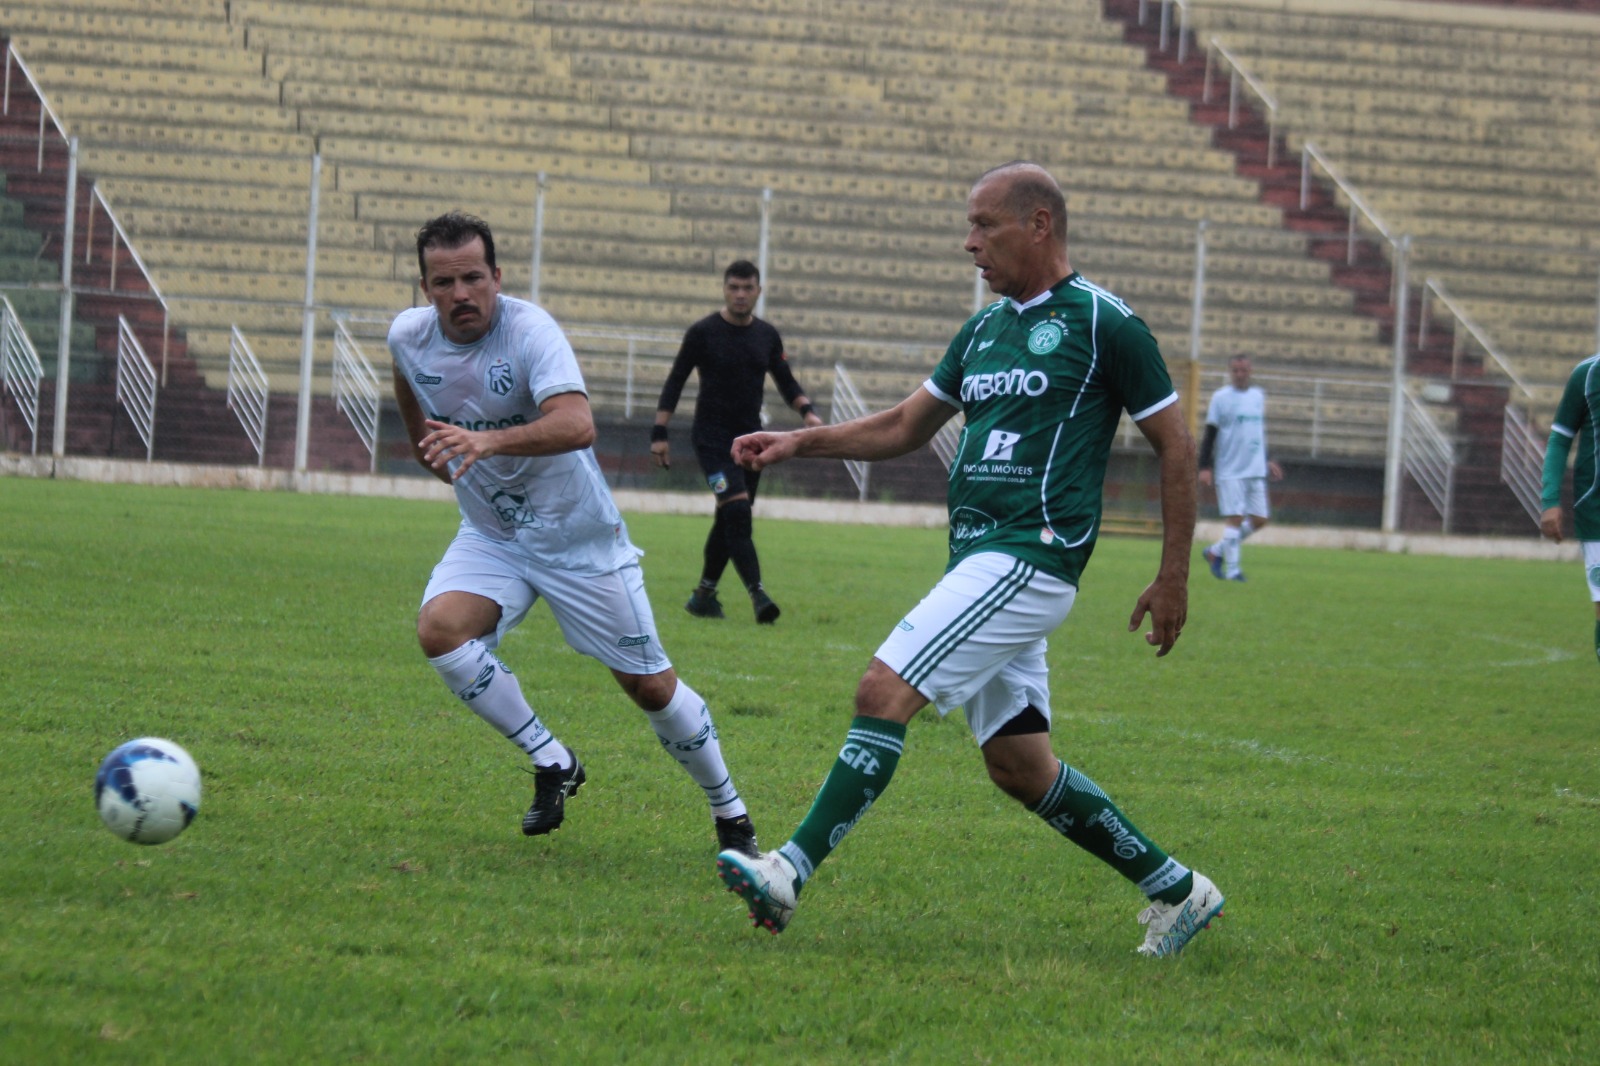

{"left": 229, "top": 1, "right": 551, "bottom": 49}
{"left": 296, "top": 109, "right": 628, "bottom": 158}
{"left": 5, "top": 32, "right": 253, "bottom": 75}
{"left": 237, "top": 26, "right": 563, "bottom": 74}
{"left": 21, "top": 63, "right": 281, "bottom": 107}
{"left": 0, "top": 9, "right": 233, "bottom": 46}
{"left": 318, "top": 139, "right": 649, "bottom": 184}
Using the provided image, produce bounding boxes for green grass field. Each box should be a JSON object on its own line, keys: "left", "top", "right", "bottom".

{"left": 1, "top": 477, "right": 1596, "bottom": 1064}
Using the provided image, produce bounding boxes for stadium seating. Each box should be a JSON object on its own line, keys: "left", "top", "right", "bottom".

{"left": 1184, "top": 1, "right": 1600, "bottom": 392}
{"left": 2, "top": 0, "right": 1591, "bottom": 483}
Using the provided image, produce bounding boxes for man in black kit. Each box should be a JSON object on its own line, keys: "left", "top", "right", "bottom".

{"left": 652, "top": 260, "right": 823, "bottom": 624}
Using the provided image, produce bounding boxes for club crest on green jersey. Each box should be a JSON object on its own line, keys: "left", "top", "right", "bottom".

{"left": 1028, "top": 320, "right": 1065, "bottom": 355}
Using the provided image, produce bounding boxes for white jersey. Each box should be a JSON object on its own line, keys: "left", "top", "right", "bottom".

{"left": 388, "top": 294, "right": 638, "bottom": 575}
{"left": 1205, "top": 385, "right": 1269, "bottom": 480}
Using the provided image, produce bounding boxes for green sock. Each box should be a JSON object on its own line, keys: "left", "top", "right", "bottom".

{"left": 781, "top": 716, "right": 906, "bottom": 890}
{"left": 1032, "top": 760, "right": 1193, "bottom": 904}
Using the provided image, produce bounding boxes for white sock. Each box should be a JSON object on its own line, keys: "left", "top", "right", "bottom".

{"left": 644, "top": 680, "right": 746, "bottom": 819}
{"left": 1222, "top": 526, "right": 1243, "bottom": 577}
{"left": 1239, "top": 518, "right": 1256, "bottom": 540}
{"left": 428, "top": 640, "right": 570, "bottom": 769}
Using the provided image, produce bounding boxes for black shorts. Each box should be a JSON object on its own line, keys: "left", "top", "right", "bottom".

{"left": 694, "top": 441, "right": 761, "bottom": 503}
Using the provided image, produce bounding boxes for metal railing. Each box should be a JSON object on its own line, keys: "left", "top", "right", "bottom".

{"left": 564, "top": 326, "right": 683, "bottom": 420}
{"left": 1203, "top": 39, "right": 1280, "bottom": 167}
{"left": 85, "top": 183, "right": 171, "bottom": 380}
{"left": 1402, "top": 392, "right": 1456, "bottom": 531}
{"left": 332, "top": 318, "right": 381, "bottom": 472}
{"left": 1501, "top": 403, "right": 1546, "bottom": 525}
{"left": 226, "top": 325, "right": 270, "bottom": 466}
{"left": 0, "top": 296, "right": 44, "bottom": 454}
{"left": 829, "top": 363, "right": 872, "bottom": 501}
{"left": 1, "top": 45, "right": 68, "bottom": 170}
{"left": 115, "top": 315, "right": 157, "bottom": 461}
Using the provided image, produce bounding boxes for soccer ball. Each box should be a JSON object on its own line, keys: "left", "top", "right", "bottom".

{"left": 94, "top": 737, "right": 202, "bottom": 845}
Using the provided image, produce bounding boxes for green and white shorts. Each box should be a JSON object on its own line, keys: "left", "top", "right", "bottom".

{"left": 1584, "top": 541, "right": 1600, "bottom": 602}
{"left": 874, "top": 551, "right": 1077, "bottom": 746}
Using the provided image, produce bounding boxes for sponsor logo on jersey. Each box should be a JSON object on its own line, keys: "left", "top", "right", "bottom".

{"left": 950, "top": 506, "right": 997, "bottom": 542}
{"left": 489, "top": 486, "right": 541, "bottom": 530}
{"left": 977, "top": 339, "right": 996, "bottom": 351}
{"left": 429, "top": 413, "right": 529, "bottom": 431}
{"left": 486, "top": 358, "right": 515, "bottom": 396}
{"left": 961, "top": 368, "right": 1049, "bottom": 403}
{"left": 413, "top": 372, "right": 443, "bottom": 385}
{"left": 617, "top": 634, "right": 652, "bottom": 648}
{"left": 1028, "top": 320, "right": 1065, "bottom": 354}
{"left": 980, "top": 428, "right": 1022, "bottom": 461}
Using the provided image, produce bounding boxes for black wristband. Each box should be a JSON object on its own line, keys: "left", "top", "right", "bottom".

{"left": 650, "top": 424, "right": 669, "bottom": 443}
{"left": 798, "top": 403, "right": 816, "bottom": 418}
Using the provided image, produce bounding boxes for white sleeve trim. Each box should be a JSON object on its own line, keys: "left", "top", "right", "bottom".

{"left": 533, "top": 382, "right": 588, "bottom": 406}
{"left": 1551, "top": 422, "right": 1577, "bottom": 439}
{"left": 923, "top": 379, "right": 958, "bottom": 406}
{"left": 1130, "top": 392, "right": 1178, "bottom": 422}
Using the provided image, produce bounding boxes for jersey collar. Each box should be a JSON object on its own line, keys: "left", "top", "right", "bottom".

{"left": 1006, "top": 273, "right": 1079, "bottom": 314}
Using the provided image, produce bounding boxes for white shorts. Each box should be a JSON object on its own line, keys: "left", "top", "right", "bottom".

{"left": 873, "top": 552, "right": 1077, "bottom": 747}
{"left": 423, "top": 527, "right": 671, "bottom": 676}
{"left": 1584, "top": 541, "right": 1600, "bottom": 603}
{"left": 1216, "top": 476, "right": 1270, "bottom": 520}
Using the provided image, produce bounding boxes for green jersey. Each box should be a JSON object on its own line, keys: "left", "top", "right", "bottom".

{"left": 927, "top": 273, "right": 1178, "bottom": 585}
{"left": 1543, "top": 352, "right": 1600, "bottom": 541}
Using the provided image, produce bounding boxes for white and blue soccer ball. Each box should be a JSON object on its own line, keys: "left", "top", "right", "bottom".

{"left": 94, "top": 737, "right": 202, "bottom": 845}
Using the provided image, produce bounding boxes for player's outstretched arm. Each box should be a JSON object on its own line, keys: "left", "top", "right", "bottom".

{"left": 1128, "top": 403, "right": 1196, "bottom": 656}
{"left": 733, "top": 387, "right": 955, "bottom": 471}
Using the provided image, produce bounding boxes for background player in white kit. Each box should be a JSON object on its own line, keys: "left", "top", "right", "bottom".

{"left": 388, "top": 212, "right": 758, "bottom": 856}
{"left": 1199, "top": 356, "right": 1284, "bottom": 582}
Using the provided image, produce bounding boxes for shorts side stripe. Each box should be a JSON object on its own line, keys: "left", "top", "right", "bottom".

{"left": 899, "top": 558, "right": 1035, "bottom": 688}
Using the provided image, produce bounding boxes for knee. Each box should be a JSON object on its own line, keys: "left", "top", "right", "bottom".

{"left": 618, "top": 669, "right": 677, "bottom": 712}
{"left": 416, "top": 602, "right": 488, "bottom": 659}
{"left": 852, "top": 661, "right": 924, "bottom": 723}
{"left": 983, "top": 754, "right": 1036, "bottom": 802}
{"left": 719, "top": 497, "right": 753, "bottom": 540}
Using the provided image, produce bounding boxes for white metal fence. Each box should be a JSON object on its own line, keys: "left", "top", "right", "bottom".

{"left": 226, "top": 325, "right": 269, "bottom": 466}
{"left": 114, "top": 315, "right": 157, "bottom": 461}
{"left": 0, "top": 295, "right": 43, "bottom": 454}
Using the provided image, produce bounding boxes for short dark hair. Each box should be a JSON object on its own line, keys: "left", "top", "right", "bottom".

{"left": 416, "top": 211, "right": 497, "bottom": 281}
{"left": 724, "top": 259, "right": 760, "bottom": 284}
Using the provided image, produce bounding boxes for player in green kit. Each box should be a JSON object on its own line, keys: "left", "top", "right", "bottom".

{"left": 1539, "top": 351, "right": 1600, "bottom": 664}
{"left": 713, "top": 162, "right": 1223, "bottom": 957}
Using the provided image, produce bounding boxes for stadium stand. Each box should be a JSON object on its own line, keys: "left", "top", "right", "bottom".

{"left": 0, "top": 0, "right": 1594, "bottom": 527}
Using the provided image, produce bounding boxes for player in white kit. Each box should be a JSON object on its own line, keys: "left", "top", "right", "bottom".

{"left": 1199, "top": 356, "right": 1284, "bottom": 582}
{"left": 388, "top": 212, "right": 757, "bottom": 856}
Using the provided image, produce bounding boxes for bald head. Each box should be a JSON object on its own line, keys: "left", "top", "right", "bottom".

{"left": 974, "top": 162, "right": 1068, "bottom": 245}
{"left": 965, "top": 161, "right": 1073, "bottom": 302}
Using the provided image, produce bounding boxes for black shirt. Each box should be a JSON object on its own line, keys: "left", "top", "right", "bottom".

{"left": 656, "top": 313, "right": 807, "bottom": 448}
